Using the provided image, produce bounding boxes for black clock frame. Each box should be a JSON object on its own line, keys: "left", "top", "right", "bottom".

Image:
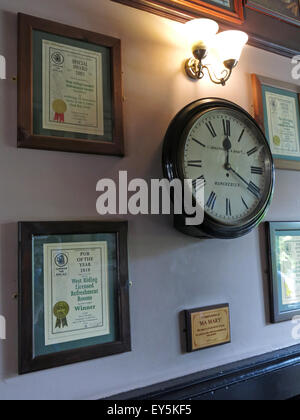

{"left": 162, "top": 98, "right": 275, "bottom": 239}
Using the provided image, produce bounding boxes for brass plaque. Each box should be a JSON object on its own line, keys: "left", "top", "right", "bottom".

{"left": 185, "top": 304, "right": 231, "bottom": 352}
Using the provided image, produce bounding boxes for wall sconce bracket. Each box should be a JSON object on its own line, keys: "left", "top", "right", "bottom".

{"left": 185, "top": 56, "right": 238, "bottom": 86}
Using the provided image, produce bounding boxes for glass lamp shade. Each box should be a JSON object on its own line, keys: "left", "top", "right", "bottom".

{"left": 215, "top": 30, "right": 248, "bottom": 63}
{"left": 185, "top": 18, "right": 219, "bottom": 51}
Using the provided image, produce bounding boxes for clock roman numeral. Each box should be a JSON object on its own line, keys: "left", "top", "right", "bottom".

{"left": 223, "top": 119, "right": 231, "bottom": 137}
{"left": 188, "top": 160, "right": 202, "bottom": 168}
{"left": 206, "top": 191, "right": 217, "bottom": 210}
{"left": 241, "top": 196, "right": 248, "bottom": 209}
{"left": 192, "top": 138, "right": 206, "bottom": 148}
{"left": 247, "top": 146, "right": 258, "bottom": 156}
{"left": 251, "top": 166, "right": 263, "bottom": 175}
{"left": 206, "top": 122, "right": 217, "bottom": 138}
{"left": 192, "top": 176, "right": 206, "bottom": 191}
{"left": 238, "top": 129, "right": 245, "bottom": 143}
{"left": 226, "top": 198, "right": 232, "bottom": 216}
{"left": 247, "top": 181, "right": 261, "bottom": 198}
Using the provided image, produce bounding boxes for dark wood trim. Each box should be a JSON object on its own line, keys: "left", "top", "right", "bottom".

{"left": 18, "top": 13, "right": 125, "bottom": 156}
{"left": 246, "top": 0, "right": 300, "bottom": 28}
{"left": 112, "top": 0, "right": 244, "bottom": 24}
{"left": 18, "top": 221, "right": 131, "bottom": 375}
{"left": 111, "top": 0, "right": 300, "bottom": 58}
{"left": 251, "top": 73, "right": 264, "bottom": 131}
{"left": 108, "top": 344, "right": 300, "bottom": 400}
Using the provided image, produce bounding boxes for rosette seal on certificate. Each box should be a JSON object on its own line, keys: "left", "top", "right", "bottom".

{"left": 54, "top": 301, "right": 70, "bottom": 328}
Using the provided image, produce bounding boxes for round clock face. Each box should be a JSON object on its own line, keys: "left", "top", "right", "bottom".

{"left": 181, "top": 107, "right": 273, "bottom": 227}
{"left": 163, "top": 99, "right": 274, "bottom": 238}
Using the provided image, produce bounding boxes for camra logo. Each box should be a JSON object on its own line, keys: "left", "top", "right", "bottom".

{"left": 0, "top": 315, "right": 6, "bottom": 340}
{"left": 55, "top": 253, "right": 68, "bottom": 268}
{"left": 51, "top": 51, "right": 64, "bottom": 66}
{"left": 0, "top": 54, "right": 6, "bottom": 80}
{"left": 54, "top": 253, "right": 69, "bottom": 277}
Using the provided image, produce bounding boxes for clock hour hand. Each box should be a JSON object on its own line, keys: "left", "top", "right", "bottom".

{"left": 228, "top": 166, "right": 261, "bottom": 199}
{"left": 223, "top": 136, "right": 232, "bottom": 170}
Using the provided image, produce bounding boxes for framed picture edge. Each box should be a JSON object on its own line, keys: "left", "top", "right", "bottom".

{"left": 265, "top": 221, "right": 300, "bottom": 323}
{"left": 246, "top": 0, "right": 300, "bottom": 28}
{"left": 17, "top": 13, "right": 125, "bottom": 157}
{"left": 111, "top": 0, "right": 245, "bottom": 25}
{"left": 251, "top": 74, "right": 300, "bottom": 171}
{"left": 18, "top": 220, "right": 131, "bottom": 375}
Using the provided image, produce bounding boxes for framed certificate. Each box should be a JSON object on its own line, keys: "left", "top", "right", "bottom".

{"left": 252, "top": 74, "right": 300, "bottom": 170}
{"left": 18, "top": 14, "right": 124, "bottom": 156}
{"left": 18, "top": 221, "right": 131, "bottom": 374}
{"left": 266, "top": 222, "right": 300, "bottom": 323}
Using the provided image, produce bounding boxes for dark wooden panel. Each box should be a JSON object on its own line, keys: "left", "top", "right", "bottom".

{"left": 108, "top": 344, "right": 300, "bottom": 400}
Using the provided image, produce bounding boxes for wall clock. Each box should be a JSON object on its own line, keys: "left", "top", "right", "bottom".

{"left": 162, "top": 98, "right": 275, "bottom": 239}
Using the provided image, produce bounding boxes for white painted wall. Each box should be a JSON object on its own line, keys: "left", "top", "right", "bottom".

{"left": 0, "top": 0, "right": 299, "bottom": 400}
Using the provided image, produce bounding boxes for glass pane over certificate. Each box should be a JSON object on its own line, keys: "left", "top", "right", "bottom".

{"left": 32, "top": 233, "right": 117, "bottom": 357}
{"left": 33, "top": 31, "right": 113, "bottom": 143}
{"left": 276, "top": 233, "right": 300, "bottom": 313}
{"left": 42, "top": 40, "right": 104, "bottom": 136}
{"left": 262, "top": 85, "right": 300, "bottom": 161}
{"left": 206, "top": 0, "right": 232, "bottom": 10}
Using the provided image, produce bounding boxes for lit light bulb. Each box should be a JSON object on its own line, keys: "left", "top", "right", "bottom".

{"left": 215, "top": 30, "right": 248, "bottom": 63}
{"left": 185, "top": 18, "right": 219, "bottom": 51}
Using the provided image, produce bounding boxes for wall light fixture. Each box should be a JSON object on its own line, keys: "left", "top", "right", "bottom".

{"left": 185, "top": 19, "right": 248, "bottom": 86}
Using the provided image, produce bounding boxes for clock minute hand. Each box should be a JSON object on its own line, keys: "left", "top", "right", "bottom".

{"left": 228, "top": 166, "right": 261, "bottom": 199}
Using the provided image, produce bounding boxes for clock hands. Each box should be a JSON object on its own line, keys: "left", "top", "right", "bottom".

{"left": 223, "top": 136, "right": 232, "bottom": 170}
{"left": 222, "top": 130, "right": 261, "bottom": 199}
{"left": 228, "top": 166, "right": 261, "bottom": 199}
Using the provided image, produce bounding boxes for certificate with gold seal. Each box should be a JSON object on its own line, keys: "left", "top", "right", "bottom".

{"left": 18, "top": 221, "right": 131, "bottom": 374}
{"left": 265, "top": 90, "right": 300, "bottom": 159}
{"left": 18, "top": 14, "right": 124, "bottom": 156}
{"left": 42, "top": 40, "right": 104, "bottom": 136}
{"left": 252, "top": 75, "right": 300, "bottom": 170}
{"left": 43, "top": 242, "right": 110, "bottom": 346}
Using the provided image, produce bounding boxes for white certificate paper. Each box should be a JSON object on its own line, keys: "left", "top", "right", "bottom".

{"left": 265, "top": 91, "right": 300, "bottom": 158}
{"left": 42, "top": 40, "right": 104, "bottom": 136}
{"left": 278, "top": 236, "right": 300, "bottom": 306}
{"left": 44, "top": 242, "right": 110, "bottom": 346}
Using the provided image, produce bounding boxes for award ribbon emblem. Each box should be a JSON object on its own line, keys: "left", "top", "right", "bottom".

{"left": 273, "top": 135, "right": 281, "bottom": 146}
{"left": 53, "top": 301, "right": 70, "bottom": 329}
{"left": 52, "top": 99, "right": 67, "bottom": 123}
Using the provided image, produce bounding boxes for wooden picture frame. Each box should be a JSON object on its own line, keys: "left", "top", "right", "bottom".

{"left": 184, "top": 304, "right": 231, "bottom": 352}
{"left": 110, "top": 1, "right": 300, "bottom": 58}
{"left": 18, "top": 221, "right": 131, "bottom": 374}
{"left": 18, "top": 14, "right": 124, "bottom": 156}
{"left": 246, "top": 0, "right": 300, "bottom": 27}
{"left": 112, "top": 0, "right": 245, "bottom": 24}
{"left": 266, "top": 222, "right": 300, "bottom": 323}
{"left": 252, "top": 74, "right": 300, "bottom": 171}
